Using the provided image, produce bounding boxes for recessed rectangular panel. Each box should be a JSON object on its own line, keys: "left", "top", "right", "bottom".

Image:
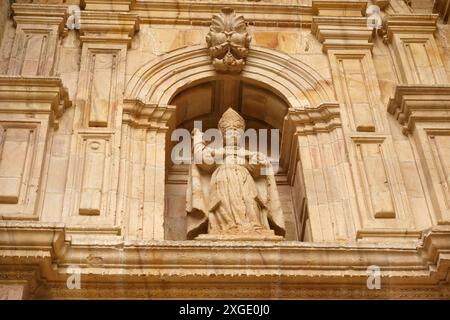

{"left": 0, "top": 128, "right": 33, "bottom": 204}
{"left": 338, "top": 58, "right": 376, "bottom": 133}
{"left": 87, "top": 52, "right": 117, "bottom": 127}
{"left": 79, "top": 138, "right": 108, "bottom": 215}
{"left": 355, "top": 140, "right": 396, "bottom": 219}
{"left": 429, "top": 134, "right": 450, "bottom": 211}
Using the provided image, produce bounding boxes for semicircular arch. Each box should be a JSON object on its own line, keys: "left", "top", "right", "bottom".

{"left": 125, "top": 44, "right": 333, "bottom": 110}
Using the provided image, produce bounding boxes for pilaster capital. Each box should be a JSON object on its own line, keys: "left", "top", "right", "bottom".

{"left": 123, "top": 100, "right": 175, "bottom": 130}
{"left": 312, "top": 0, "right": 368, "bottom": 17}
{"left": 81, "top": 0, "right": 136, "bottom": 12}
{"left": 0, "top": 76, "right": 72, "bottom": 128}
{"left": 11, "top": 3, "right": 68, "bottom": 34}
{"left": 311, "top": 17, "right": 374, "bottom": 52}
{"left": 382, "top": 14, "right": 438, "bottom": 43}
{"left": 284, "top": 102, "right": 342, "bottom": 136}
{"left": 388, "top": 84, "right": 450, "bottom": 134}
{"left": 79, "top": 11, "right": 139, "bottom": 47}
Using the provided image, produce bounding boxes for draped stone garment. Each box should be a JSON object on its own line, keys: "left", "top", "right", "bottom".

{"left": 208, "top": 163, "right": 270, "bottom": 234}
{"left": 186, "top": 144, "right": 286, "bottom": 239}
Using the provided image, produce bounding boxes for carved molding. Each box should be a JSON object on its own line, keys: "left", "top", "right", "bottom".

{"left": 0, "top": 77, "right": 71, "bottom": 218}
{"left": 283, "top": 103, "right": 342, "bottom": 136}
{"left": 312, "top": 0, "right": 368, "bottom": 17}
{"left": 63, "top": 7, "right": 139, "bottom": 230}
{"left": 388, "top": 85, "right": 450, "bottom": 134}
{"left": 8, "top": 4, "right": 68, "bottom": 77}
{"left": 382, "top": 14, "right": 438, "bottom": 43}
{"left": 123, "top": 100, "right": 176, "bottom": 130}
{"left": 36, "top": 284, "right": 450, "bottom": 299}
{"left": 119, "top": 101, "right": 175, "bottom": 240}
{"left": 280, "top": 103, "right": 355, "bottom": 243}
{"left": 79, "top": 11, "right": 140, "bottom": 47}
{"left": 0, "top": 222, "right": 449, "bottom": 298}
{"left": 388, "top": 84, "right": 450, "bottom": 226}
{"left": 81, "top": 0, "right": 135, "bottom": 12}
{"left": 11, "top": 3, "right": 68, "bottom": 31}
{"left": 131, "top": 1, "right": 312, "bottom": 27}
{"left": 381, "top": 14, "right": 447, "bottom": 85}
{"left": 125, "top": 44, "right": 334, "bottom": 108}
{"left": 311, "top": 17, "right": 375, "bottom": 52}
{"left": 0, "top": 76, "right": 71, "bottom": 128}
{"left": 206, "top": 8, "right": 251, "bottom": 73}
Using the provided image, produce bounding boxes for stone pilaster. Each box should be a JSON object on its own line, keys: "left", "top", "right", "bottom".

{"left": 281, "top": 103, "right": 358, "bottom": 242}
{"left": 382, "top": 14, "right": 447, "bottom": 85}
{"left": 62, "top": 9, "right": 139, "bottom": 237}
{"left": 0, "top": 77, "right": 71, "bottom": 220}
{"left": 312, "top": 1, "right": 420, "bottom": 241}
{"left": 7, "top": 4, "right": 68, "bottom": 76}
{"left": 120, "top": 101, "right": 175, "bottom": 240}
{"left": 388, "top": 85, "right": 450, "bottom": 225}
{"left": 383, "top": 13, "right": 450, "bottom": 228}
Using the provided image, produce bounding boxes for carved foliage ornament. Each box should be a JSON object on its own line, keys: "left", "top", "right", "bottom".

{"left": 206, "top": 8, "right": 252, "bottom": 73}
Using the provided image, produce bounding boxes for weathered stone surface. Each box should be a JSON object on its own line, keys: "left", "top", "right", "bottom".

{"left": 0, "top": 0, "right": 449, "bottom": 299}
{"left": 206, "top": 8, "right": 251, "bottom": 73}
{"left": 186, "top": 108, "right": 285, "bottom": 240}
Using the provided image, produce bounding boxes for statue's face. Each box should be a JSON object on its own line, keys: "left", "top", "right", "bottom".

{"left": 223, "top": 128, "right": 243, "bottom": 146}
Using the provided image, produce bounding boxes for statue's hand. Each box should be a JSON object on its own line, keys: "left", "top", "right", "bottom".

{"left": 256, "top": 152, "right": 270, "bottom": 165}
{"left": 249, "top": 152, "right": 269, "bottom": 166}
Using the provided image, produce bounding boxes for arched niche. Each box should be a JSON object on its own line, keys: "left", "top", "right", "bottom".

{"left": 125, "top": 44, "right": 333, "bottom": 108}
{"left": 124, "top": 44, "right": 339, "bottom": 242}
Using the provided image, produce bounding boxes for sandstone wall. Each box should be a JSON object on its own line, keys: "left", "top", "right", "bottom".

{"left": 0, "top": 0, "right": 449, "bottom": 299}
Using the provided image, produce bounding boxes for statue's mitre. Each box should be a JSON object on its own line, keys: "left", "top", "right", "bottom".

{"left": 218, "top": 108, "right": 245, "bottom": 132}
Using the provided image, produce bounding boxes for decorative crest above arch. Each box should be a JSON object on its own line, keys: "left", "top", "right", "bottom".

{"left": 206, "top": 7, "right": 251, "bottom": 73}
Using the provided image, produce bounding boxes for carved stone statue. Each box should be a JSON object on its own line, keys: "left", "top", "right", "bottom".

{"left": 186, "top": 108, "right": 285, "bottom": 240}
{"left": 206, "top": 8, "right": 252, "bottom": 73}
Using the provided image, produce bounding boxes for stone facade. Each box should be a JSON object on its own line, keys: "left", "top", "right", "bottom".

{"left": 0, "top": 0, "right": 449, "bottom": 299}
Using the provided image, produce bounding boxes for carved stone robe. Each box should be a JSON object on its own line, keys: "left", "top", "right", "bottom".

{"left": 186, "top": 143, "right": 285, "bottom": 240}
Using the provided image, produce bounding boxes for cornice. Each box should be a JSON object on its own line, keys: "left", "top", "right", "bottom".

{"left": 281, "top": 102, "right": 342, "bottom": 183}
{"left": 122, "top": 100, "right": 175, "bottom": 129}
{"left": 382, "top": 14, "right": 439, "bottom": 43}
{"left": 79, "top": 11, "right": 140, "bottom": 47}
{"left": 0, "top": 221, "right": 449, "bottom": 298}
{"left": 6, "top": 1, "right": 379, "bottom": 31}
{"left": 387, "top": 84, "right": 450, "bottom": 134}
{"left": 36, "top": 283, "right": 450, "bottom": 299}
{"left": 81, "top": 0, "right": 136, "bottom": 12}
{"left": 11, "top": 4, "right": 68, "bottom": 33}
{"left": 285, "top": 102, "right": 342, "bottom": 135}
{"left": 312, "top": 0, "right": 368, "bottom": 17}
{"left": 311, "top": 17, "right": 374, "bottom": 52}
{"left": 0, "top": 76, "right": 72, "bottom": 128}
{"left": 130, "top": 0, "right": 313, "bottom": 27}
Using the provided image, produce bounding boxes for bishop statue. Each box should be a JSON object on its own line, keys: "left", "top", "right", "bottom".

{"left": 186, "top": 108, "right": 285, "bottom": 240}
